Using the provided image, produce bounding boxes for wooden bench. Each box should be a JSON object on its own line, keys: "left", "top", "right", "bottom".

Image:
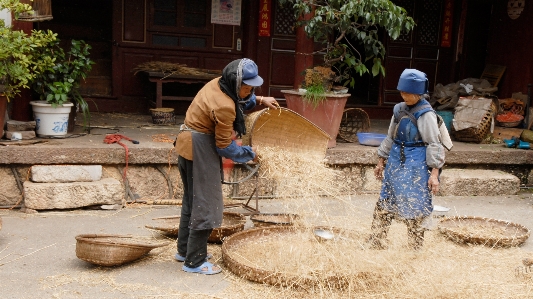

{"left": 146, "top": 71, "right": 220, "bottom": 108}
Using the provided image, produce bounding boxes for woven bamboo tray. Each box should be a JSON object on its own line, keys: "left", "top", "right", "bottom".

{"left": 145, "top": 211, "right": 246, "bottom": 243}
{"left": 75, "top": 234, "right": 169, "bottom": 266}
{"left": 222, "top": 226, "right": 372, "bottom": 289}
{"left": 250, "top": 213, "right": 299, "bottom": 228}
{"left": 242, "top": 108, "right": 330, "bottom": 157}
{"left": 438, "top": 216, "right": 530, "bottom": 247}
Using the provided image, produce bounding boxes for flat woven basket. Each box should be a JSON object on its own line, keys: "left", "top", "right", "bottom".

{"left": 75, "top": 234, "right": 169, "bottom": 266}
{"left": 145, "top": 212, "right": 246, "bottom": 243}
{"left": 242, "top": 108, "right": 330, "bottom": 157}
{"left": 438, "top": 216, "right": 530, "bottom": 247}
{"left": 222, "top": 226, "right": 375, "bottom": 289}
{"left": 250, "top": 213, "right": 300, "bottom": 228}
{"left": 337, "top": 108, "right": 371, "bottom": 143}
{"left": 452, "top": 102, "right": 497, "bottom": 143}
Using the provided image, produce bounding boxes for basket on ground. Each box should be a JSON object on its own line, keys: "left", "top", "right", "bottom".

{"left": 150, "top": 108, "right": 175, "bottom": 125}
{"left": 75, "top": 234, "right": 169, "bottom": 266}
{"left": 250, "top": 213, "right": 299, "bottom": 227}
{"left": 145, "top": 211, "right": 246, "bottom": 243}
{"left": 438, "top": 216, "right": 530, "bottom": 247}
{"left": 222, "top": 226, "right": 375, "bottom": 289}
{"left": 242, "top": 108, "right": 330, "bottom": 156}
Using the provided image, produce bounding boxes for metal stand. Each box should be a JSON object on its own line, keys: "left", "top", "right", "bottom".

{"left": 222, "top": 163, "right": 261, "bottom": 216}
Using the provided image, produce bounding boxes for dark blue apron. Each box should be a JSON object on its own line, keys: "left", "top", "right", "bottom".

{"left": 378, "top": 100, "right": 434, "bottom": 219}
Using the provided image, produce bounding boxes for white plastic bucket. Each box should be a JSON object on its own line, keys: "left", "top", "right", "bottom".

{"left": 30, "top": 101, "right": 73, "bottom": 137}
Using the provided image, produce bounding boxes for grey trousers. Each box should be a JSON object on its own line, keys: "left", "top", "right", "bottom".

{"left": 177, "top": 156, "right": 213, "bottom": 268}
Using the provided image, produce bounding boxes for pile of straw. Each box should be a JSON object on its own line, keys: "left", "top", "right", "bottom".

{"left": 132, "top": 61, "right": 221, "bottom": 77}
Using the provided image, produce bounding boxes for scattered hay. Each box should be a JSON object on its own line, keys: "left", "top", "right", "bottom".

{"left": 132, "top": 61, "right": 222, "bottom": 77}
{"left": 151, "top": 133, "right": 178, "bottom": 143}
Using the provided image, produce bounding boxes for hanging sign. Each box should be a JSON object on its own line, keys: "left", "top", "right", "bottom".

{"left": 211, "top": 0, "right": 242, "bottom": 26}
{"left": 258, "top": 0, "right": 271, "bottom": 37}
{"left": 440, "top": 0, "right": 453, "bottom": 47}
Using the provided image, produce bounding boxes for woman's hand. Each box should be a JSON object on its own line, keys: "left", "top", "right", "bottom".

{"left": 251, "top": 145, "right": 259, "bottom": 162}
{"left": 257, "top": 96, "right": 280, "bottom": 109}
{"left": 428, "top": 168, "right": 440, "bottom": 194}
{"left": 374, "top": 157, "right": 386, "bottom": 180}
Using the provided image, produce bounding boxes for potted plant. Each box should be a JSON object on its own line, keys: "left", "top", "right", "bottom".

{"left": 279, "top": 0, "right": 415, "bottom": 147}
{"left": 31, "top": 38, "right": 94, "bottom": 136}
{"left": 0, "top": 0, "right": 59, "bottom": 137}
{"left": 283, "top": 65, "right": 351, "bottom": 148}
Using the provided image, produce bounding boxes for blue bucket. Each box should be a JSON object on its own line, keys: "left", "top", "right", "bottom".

{"left": 436, "top": 110, "right": 453, "bottom": 134}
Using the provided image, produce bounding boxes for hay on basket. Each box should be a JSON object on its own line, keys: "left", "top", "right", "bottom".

{"left": 222, "top": 226, "right": 381, "bottom": 289}
{"left": 75, "top": 234, "right": 169, "bottom": 266}
{"left": 438, "top": 216, "right": 530, "bottom": 247}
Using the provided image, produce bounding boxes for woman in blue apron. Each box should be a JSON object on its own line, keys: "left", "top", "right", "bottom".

{"left": 368, "top": 69, "right": 445, "bottom": 250}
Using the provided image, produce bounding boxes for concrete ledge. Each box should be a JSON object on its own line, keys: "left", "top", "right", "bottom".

{"left": 438, "top": 169, "right": 520, "bottom": 196}
{"left": 23, "top": 178, "right": 123, "bottom": 210}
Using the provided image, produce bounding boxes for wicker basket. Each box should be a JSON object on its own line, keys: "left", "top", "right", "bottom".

{"left": 438, "top": 216, "right": 530, "bottom": 247}
{"left": 75, "top": 234, "right": 169, "bottom": 266}
{"left": 222, "top": 226, "right": 375, "bottom": 289}
{"left": 145, "top": 212, "right": 246, "bottom": 243}
{"left": 337, "top": 108, "right": 371, "bottom": 143}
{"left": 250, "top": 213, "right": 299, "bottom": 227}
{"left": 242, "top": 108, "right": 330, "bottom": 157}
{"left": 150, "top": 108, "right": 175, "bottom": 125}
{"left": 452, "top": 102, "right": 497, "bottom": 143}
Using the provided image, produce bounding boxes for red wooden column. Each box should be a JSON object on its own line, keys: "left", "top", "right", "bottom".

{"left": 293, "top": 7, "right": 314, "bottom": 89}
{"left": 10, "top": 18, "right": 34, "bottom": 121}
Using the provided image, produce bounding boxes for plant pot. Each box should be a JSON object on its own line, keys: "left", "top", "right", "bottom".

{"left": 282, "top": 89, "right": 350, "bottom": 148}
{"left": 30, "top": 101, "right": 74, "bottom": 137}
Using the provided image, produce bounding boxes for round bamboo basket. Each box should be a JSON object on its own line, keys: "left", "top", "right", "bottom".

{"left": 242, "top": 108, "right": 330, "bottom": 156}
{"left": 75, "top": 234, "right": 169, "bottom": 266}
{"left": 250, "top": 213, "right": 299, "bottom": 228}
{"left": 337, "top": 108, "right": 370, "bottom": 143}
{"left": 150, "top": 108, "right": 175, "bottom": 125}
{"left": 438, "top": 216, "right": 530, "bottom": 247}
{"left": 145, "top": 212, "right": 246, "bottom": 243}
{"left": 222, "top": 226, "right": 374, "bottom": 289}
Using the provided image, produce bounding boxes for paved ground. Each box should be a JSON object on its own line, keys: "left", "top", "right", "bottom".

{"left": 1, "top": 193, "right": 532, "bottom": 299}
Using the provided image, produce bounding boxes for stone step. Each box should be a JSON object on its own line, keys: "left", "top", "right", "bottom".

{"left": 361, "top": 168, "right": 520, "bottom": 197}
{"left": 31, "top": 165, "right": 102, "bottom": 183}
{"left": 23, "top": 178, "right": 123, "bottom": 210}
{"left": 438, "top": 169, "right": 520, "bottom": 196}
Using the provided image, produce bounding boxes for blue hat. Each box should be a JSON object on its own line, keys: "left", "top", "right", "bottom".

{"left": 397, "top": 69, "right": 428, "bottom": 94}
{"left": 241, "top": 59, "right": 263, "bottom": 86}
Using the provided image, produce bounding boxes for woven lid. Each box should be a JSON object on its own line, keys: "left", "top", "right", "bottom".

{"left": 242, "top": 108, "right": 330, "bottom": 157}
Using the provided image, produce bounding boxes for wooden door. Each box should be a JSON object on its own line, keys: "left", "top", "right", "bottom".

{"left": 382, "top": 0, "right": 444, "bottom": 105}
